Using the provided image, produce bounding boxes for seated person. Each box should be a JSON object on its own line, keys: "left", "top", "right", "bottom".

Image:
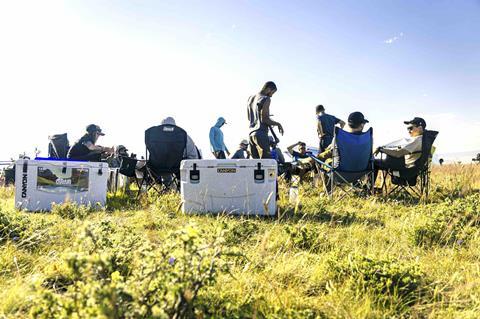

{"left": 316, "top": 111, "right": 369, "bottom": 164}
{"left": 373, "top": 117, "right": 426, "bottom": 181}
{"left": 285, "top": 141, "right": 314, "bottom": 181}
{"left": 269, "top": 136, "right": 285, "bottom": 164}
{"left": 287, "top": 141, "right": 312, "bottom": 161}
{"left": 231, "top": 139, "right": 250, "bottom": 159}
{"left": 67, "top": 124, "right": 113, "bottom": 162}
{"left": 107, "top": 145, "right": 129, "bottom": 168}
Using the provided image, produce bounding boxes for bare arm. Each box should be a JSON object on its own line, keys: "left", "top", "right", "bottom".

{"left": 287, "top": 142, "right": 300, "bottom": 156}
{"left": 83, "top": 141, "right": 112, "bottom": 153}
{"left": 260, "top": 99, "right": 284, "bottom": 134}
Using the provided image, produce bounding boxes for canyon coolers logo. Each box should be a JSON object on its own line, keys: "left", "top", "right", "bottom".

{"left": 37, "top": 166, "right": 89, "bottom": 193}
{"left": 21, "top": 173, "right": 28, "bottom": 198}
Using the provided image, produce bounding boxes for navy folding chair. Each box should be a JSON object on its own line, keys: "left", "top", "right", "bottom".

{"left": 310, "top": 127, "right": 374, "bottom": 199}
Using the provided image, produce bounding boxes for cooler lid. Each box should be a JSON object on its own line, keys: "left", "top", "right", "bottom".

{"left": 181, "top": 159, "right": 277, "bottom": 169}
{"left": 15, "top": 159, "right": 107, "bottom": 169}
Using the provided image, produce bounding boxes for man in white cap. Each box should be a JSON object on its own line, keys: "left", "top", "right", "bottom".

{"left": 231, "top": 139, "right": 250, "bottom": 159}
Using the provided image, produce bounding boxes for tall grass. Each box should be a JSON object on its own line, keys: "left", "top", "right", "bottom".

{"left": 0, "top": 165, "right": 479, "bottom": 318}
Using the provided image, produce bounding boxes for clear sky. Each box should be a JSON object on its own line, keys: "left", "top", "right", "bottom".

{"left": 1, "top": 0, "right": 479, "bottom": 161}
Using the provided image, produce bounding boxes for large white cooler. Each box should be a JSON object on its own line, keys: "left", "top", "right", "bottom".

{"left": 180, "top": 159, "right": 277, "bottom": 216}
{"left": 15, "top": 159, "right": 108, "bottom": 211}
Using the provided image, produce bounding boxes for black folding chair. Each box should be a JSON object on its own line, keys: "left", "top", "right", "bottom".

{"left": 136, "top": 124, "right": 188, "bottom": 196}
{"left": 48, "top": 133, "right": 70, "bottom": 159}
{"left": 381, "top": 130, "right": 439, "bottom": 202}
{"left": 310, "top": 127, "right": 374, "bottom": 200}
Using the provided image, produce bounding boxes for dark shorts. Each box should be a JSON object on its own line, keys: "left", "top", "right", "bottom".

{"left": 374, "top": 155, "right": 406, "bottom": 171}
{"left": 249, "top": 131, "right": 271, "bottom": 159}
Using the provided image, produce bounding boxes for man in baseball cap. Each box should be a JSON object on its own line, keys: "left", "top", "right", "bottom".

{"left": 86, "top": 124, "right": 105, "bottom": 136}
{"left": 403, "top": 117, "right": 426, "bottom": 128}
{"left": 301, "top": 111, "right": 371, "bottom": 176}
{"left": 67, "top": 124, "right": 113, "bottom": 162}
{"left": 348, "top": 111, "right": 369, "bottom": 127}
{"left": 231, "top": 139, "right": 250, "bottom": 159}
{"left": 374, "top": 116, "right": 427, "bottom": 181}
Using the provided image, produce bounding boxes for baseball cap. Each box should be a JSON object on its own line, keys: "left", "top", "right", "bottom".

{"left": 86, "top": 124, "right": 105, "bottom": 135}
{"left": 240, "top": 139, "right": 249, "bottom": 146}
{"left": 348, "top": 112, "right": 369, "bottom": 126}
{"left": 404, "top": 117, "right": 426, "bottom": 128}
{"left": 117, "top": 145, "right": 128, "bottom": 152}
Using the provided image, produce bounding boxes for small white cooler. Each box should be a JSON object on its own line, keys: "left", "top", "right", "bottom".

{"left": 180, "top": 159, "right": 277, "bottom": 216}
{"left": 15, "top": 159, "right": 108, "bottom": 211}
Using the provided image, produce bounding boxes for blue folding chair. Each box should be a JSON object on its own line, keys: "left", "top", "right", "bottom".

{"left": 310, "top": 127, "right": 374, "bottom": 199}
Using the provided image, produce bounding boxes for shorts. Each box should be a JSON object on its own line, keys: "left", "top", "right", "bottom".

{"left": 249, "top": 131, "right": 271, "bottom": 159}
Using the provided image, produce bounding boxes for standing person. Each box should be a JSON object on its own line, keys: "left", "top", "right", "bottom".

{"left": 316, "top": 105, "right": 345, "bottom": 152}
{"left": 209, "top": 117, "right": 230, "bottom": 159}
{"left": 247, "top": 81, "right": 284, "bottom": 159}
{"left": 67, "top": 124, "right": 113, "bottom": 162}
{"left": 231, "top": 140, "right": 250, "bottom": 159}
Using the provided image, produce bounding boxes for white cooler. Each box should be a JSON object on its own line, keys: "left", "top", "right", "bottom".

{"left": 15, "top": 159, "right": 108, "bottom": 211}
{"left": 180, "top": 159, "right": 277, "bottom": 216}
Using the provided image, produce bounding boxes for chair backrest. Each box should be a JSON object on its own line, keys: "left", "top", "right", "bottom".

{"left": 413, "top": 130, "right": 439, "bottom": 171}
{"left": 48, "top": 133, "right": 70, "bottom": 159}
{"left": 145, "top": 124, "right": 187, "bottom": 173}
{"left": 333, "top": 127, "right": 373, "bottom": 172}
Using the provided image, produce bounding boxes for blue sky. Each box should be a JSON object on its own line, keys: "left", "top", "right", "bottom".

{"left": 0, "top": 0, "right": 479, "bottom": 161}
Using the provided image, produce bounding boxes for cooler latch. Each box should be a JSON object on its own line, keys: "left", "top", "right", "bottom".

{"left": 254, "top": 162, "right": 265, "bottom": 182}
{"left": 190, "top": 163, "right": 200, "bottom": 183}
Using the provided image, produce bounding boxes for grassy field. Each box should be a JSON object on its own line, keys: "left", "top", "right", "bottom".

{"left": 1, "top": 164, "right": 479, "bottom": 318}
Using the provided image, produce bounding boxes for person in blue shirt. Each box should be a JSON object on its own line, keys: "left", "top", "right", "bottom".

{"left": 287, "top": 141, "right": 312, "bottom": 161}
{"left": 316, "top": 105, "right": 345, "bottom": 152}
{"left": 209, "top": 117, "right": 230, "bottom": 159}
{"left": 269, "top": 136, "right": 285, "bottom": 164}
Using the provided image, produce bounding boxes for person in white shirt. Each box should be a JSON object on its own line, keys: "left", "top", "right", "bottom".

{"left": 374, "top": 117, "right": 426, "bottom": 181}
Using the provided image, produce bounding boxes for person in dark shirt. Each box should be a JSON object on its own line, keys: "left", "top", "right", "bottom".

{"left": 316, "top": 105, "right": 345, "bottom": 152}
{"left": 287, "top": 141, "right": 312, "bottom": 161}
{"left": 231, "top": 140, "right": 250, "bottom": 159}
{"left": 67, "top": 124, "right": 113, "bottom": 162}
{"left": 247, "top": 81, "right": 284, "bottom": 159}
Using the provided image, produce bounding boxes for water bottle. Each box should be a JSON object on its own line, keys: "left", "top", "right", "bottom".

{"left": 289, "top": 185, "right": 299, "bottom": 205}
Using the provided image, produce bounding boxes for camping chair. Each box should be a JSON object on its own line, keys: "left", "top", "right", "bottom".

{"left": 48, "top": 133, "right": 70, "bottom": 159}
{"left": 136, "top": 124, "right": 188, "bottom": 196}
{"left": 310, "top": 127, "right": 374, "bottom": 199}
{"left": 381, "top": 130, "right": 438, "bottom": 202}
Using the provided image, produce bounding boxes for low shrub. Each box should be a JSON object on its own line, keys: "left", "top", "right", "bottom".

{"left": 0, "top": 208, "right": 27, "bottom": 244}
{"left": 222, "top": 219, "right": 259, "bottom": 246}
{"left": 51, "top": 202, "right": 97, "bottom": 220}
{"left": 31, "top": 223, "right": 235, "bottom": 319}
{"left": 412, "top": 194, "right": 480, "bottom": 246}
{"left": 285, "top": 224, "right": 329, "bottom": 253}
{"left": 329, "top": 254, "right": 428, "bottom": 308}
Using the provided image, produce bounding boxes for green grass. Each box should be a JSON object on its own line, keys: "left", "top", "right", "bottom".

{"left": 0, "top": 164, "right": 479, "bottom": 318}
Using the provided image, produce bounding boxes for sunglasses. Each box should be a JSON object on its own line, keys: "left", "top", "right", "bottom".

{"left": 407, "top": 126, "right": 417, "bottom": 131}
